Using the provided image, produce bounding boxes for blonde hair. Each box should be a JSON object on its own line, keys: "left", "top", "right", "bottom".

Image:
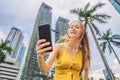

{"left": 57, "top": 20, "right": 90, "bottom": 74}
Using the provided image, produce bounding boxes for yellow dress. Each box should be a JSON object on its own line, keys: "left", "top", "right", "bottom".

{"left": 53, "top": 44, "right": 82, "bottom": 80}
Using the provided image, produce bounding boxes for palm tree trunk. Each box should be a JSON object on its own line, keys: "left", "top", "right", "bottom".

{"left": 108, "top": 41, "right": 120, "bottom": 64}
{"left": 88, "top": 23, "right": 115, "bottom": 80}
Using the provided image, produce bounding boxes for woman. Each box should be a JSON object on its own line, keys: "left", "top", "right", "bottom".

{"left": 36, "top": 20, "right": 90, "bottom": 80}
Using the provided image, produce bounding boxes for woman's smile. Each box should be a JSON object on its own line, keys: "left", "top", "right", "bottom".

{"left": 70, "top": 31, "right": 76, "bottom": 34}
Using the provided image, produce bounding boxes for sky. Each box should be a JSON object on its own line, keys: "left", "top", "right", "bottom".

{"left": 0, "top": 0, "right": 120, "bottom": 79}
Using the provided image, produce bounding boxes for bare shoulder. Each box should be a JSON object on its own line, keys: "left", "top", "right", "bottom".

{"left": 52, "top": 43, "right": 63, "bottom": 53}
{"left": 53, "top": 43, "right": 63, "bottom": 51}
{"left": 52, "top": 43, "right": 63, "bottom": 57}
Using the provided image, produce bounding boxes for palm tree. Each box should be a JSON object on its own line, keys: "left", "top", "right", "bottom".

{"left": 98, "top": 29, "right": 120, "bottom": 64}
{"left": 70, "top": 2, "right": 115, "bottom": 80}
{"left": 0, "top": 39, "right": 12, "bottom": 63}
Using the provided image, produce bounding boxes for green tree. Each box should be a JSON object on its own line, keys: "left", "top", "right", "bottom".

{"left": 0, "top": 39, "right": 12, "bottom": 63}
{"left": 34, "top": 66, "right": 48, "bottom": 80}
{"left": 98, "top": 29, "right": 120, "bottom": 64}
{"left": 70, "top": 2, "right": 115, "bottom": 80}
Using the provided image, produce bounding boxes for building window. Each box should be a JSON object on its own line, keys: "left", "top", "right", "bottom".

{"left": 115, "top": 0, "right": 120, "bottom": 5}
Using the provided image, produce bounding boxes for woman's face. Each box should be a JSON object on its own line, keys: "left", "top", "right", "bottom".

{"left": 68, "top": 21, "right": 83, "bottom": 40}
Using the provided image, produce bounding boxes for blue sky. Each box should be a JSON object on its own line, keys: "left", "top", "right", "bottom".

{"left": 0, "top": 0, "right": 120, "bottom": 79}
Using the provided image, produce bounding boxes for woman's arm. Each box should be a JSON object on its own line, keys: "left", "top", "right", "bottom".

{"left": 36, "top": 39, "right": 61, "bottom": 73}
{"left": 83, "top": 57, "right": 89, "bottom": 80}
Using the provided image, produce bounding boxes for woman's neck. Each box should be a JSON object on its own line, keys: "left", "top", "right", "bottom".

{"left": 66, "top": 39, "right": 80, "bottom": 49}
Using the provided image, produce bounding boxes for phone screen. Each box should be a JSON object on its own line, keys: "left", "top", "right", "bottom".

{"left": 38, "top": 24, "right": 52, "bottom": 52}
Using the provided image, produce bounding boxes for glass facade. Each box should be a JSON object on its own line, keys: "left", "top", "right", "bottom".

{"left": 108, "top": 0, "right": 120, "bottom": 14}
{"left": 16, "top": 43, "right": 26, "bottom": 66}
{"left": 55, "top": 17, "right": 69, "bottom": 42}
{"left": 21, "top": 3, "right": 52, "bottom": 80}
{"left": 103, "top": 69, "right": 109, "bottom": 79}
{"left": 6, "top": 27, "right": 24, "bottom": 59}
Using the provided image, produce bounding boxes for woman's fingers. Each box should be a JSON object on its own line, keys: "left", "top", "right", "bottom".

{"left": 36, "top": 41, "right": 50, "bottom": 50}
{"left": 36, "top": 39, "right": 52, "bottom": 55}
{"left": 37, "top": 46, "right": 52, "bottom": 54}
{"left": 36, "top": 39, "right": 46, "bottom": 47}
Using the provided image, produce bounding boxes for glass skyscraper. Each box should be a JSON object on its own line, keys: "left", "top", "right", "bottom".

{"left": 55, "top": 16, "right": 69, "bottom": 42}
{"left": 108, "top": 0, "right": 120, "bottom": 14}
{"left": 103, "top": 69, "right": 115, "bottom": 80}
{"left": 103, "top": 69, "right": 109, "bottom": 80}
{"left": 5, "top": 27, "right": 26, "bottom": 80}
{"left": 21, "top": 3, "right": 52, "bottom": 80}
{"left": 6, "top": 27, "right": 24, "bottom": 59}
{"left": 16, "top": 43, "right": 26, "bottom": 66}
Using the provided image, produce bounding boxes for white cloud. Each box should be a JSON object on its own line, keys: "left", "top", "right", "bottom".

{"left": 23, "top": 33, "right": 31, "bottom": 47}
{"left": 110, "top": 58, "right": 120, "bottom": 73}
{"left": 0, "top": 0, "right": 120, "bottom": 79}
{"left": 0, "top": 29, "right": 5, "bottom": 40}
{"left": 89, "top": 57, "right": 120, "bottom": 79}
{"left": 113, "top": 57, "right": 120, "bottom": 64}
{"left": 89, "top": 68, "right": 105, "bottom": 80}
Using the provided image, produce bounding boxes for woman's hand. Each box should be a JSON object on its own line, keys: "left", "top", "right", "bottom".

{"left": 36, "top": 39, "right": 58, "bottom": 73}
{"left": 36, "top": 39, "right": 52, "bottom": 58}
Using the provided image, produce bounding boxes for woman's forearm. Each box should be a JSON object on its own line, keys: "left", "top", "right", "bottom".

{"left": 83, "top": 70, "right": 88, "bottom": 80}
{"left": 37, "top": 55, "right": 49, "bottom": 73}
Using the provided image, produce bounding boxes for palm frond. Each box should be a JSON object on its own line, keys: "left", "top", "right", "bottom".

{"left": 98, "top": 37, "right": 104, "bottom": 40}
{"left": 110, "top": 40, "right": 120, "bottom": 48}
{"left": 94, "top": 14, "right": 111, "bottom": 20}
{"left": 93, "top": 16, "right": 108, "bottom": 24}
{"left": 0, "top": 40, "right": 12, "bottom": 56}
{"left": 111, "top": 34, "right": 120, "bottom": 40}
{"left": 108, "top": 44, "right": 112, "bottom": 54}
{"left": 90, "top": 2, "right": 105, "bottom": 13}
{"left": 79, "top": 17, "right": 84, "bottom": 22}
{"left": 100, "top": 41, "right": 107, "bottom": 53}
{"left": 70, "top": 8, "right": 82, "bottom": 15}
{"left": 106, "top": 29, "right": 112, "bottom": 37}
{"left": 90, "top": 22, "right": 100, "bottom": 35}
{"left": 0, "top": 39, "right": 3, "bottom": 44}
{"left": 70, "top": 8, "right": 83, "bottom": 21}
{"left": 84, "top": 2, "right": 90, "bottom": 11}
{"left": 0, "top": 52, "right": 6, "bottom": 63}
{"left": 70, "top": 8, "right": 79, "bottom": 14}
{"left": 84, "top": 22, "right": 88, "bottom": 29}
{"left": 4, "top": 46, "right": 12, "bottom": 54}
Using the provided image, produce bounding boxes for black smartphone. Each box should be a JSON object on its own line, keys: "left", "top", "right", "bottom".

{"left": 38, "top": 24, "right": 52, "bottom": 52}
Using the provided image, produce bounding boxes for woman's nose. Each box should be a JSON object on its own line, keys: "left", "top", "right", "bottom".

{"left": 72, "top": 26, "right": 76, "bottom": 30}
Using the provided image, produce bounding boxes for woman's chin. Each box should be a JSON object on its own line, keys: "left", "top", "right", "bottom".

{"left": 69, "top": 37, "right": 79, "bottom": 41}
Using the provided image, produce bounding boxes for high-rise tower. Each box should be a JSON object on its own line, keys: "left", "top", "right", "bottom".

{"left": 16, "top": 43, "right": 26, "bottom": 66}
{"left": 0, "top": 57, "right": 19, "bottom": 80}
{"left": 55, "top": 17, "right": 69, "bottom": 42}
{"left": 5, "top": 27, "right": 26, "bottom": 80}
{"left": 21, "top": 3, "right": 52, "bottom": 80}
{"left": 108, "top": 0, "right": 120, "bottom": 14}
{"left": 6, "top": 27, "right": 24, "bottom": 59}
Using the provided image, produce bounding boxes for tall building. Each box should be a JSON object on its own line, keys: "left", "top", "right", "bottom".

{"left": 6, "top": 27, "right": 24, "bottom": 59}
{"left": 55, "top": 16, "right": 69, "bottom": 42}
{"left": 5, "top": 27, "right": 26, "bottom": 80}
{"left": 0, "top": 57, "right": 19, "bottom": 80}
{"left": 108, "top": 0, "right": 120, "bottom": 14}
{"left": 16, "top": 42, "right": 26, "bottom": 66}
{"left": 21, "top": 3, "right": 52, "bottom": 80}
{"left": 103, "top": 69, "right": 110, "bottom": 80}
{"left": 16, "top": 43, "right": 26, "bottom": 80}
{"left": 90, "top": 77, "right": 94, "bottom": 80}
